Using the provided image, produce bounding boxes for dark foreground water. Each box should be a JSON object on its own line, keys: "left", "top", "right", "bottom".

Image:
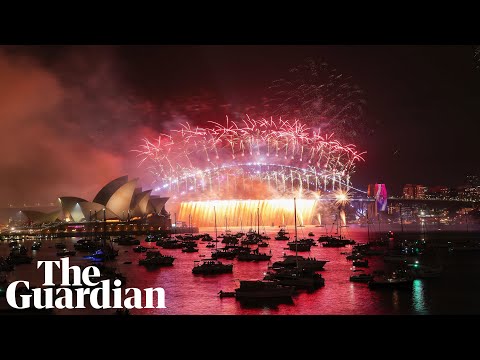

{"left": 1, "top": 225, "right": 479, "bottom": 315}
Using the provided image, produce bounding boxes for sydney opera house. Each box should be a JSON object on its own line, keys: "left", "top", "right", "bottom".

{"left": 11, "top": 176, "right": 171, "bottom": 231}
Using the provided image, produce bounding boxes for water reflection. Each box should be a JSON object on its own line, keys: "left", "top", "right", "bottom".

{"left": 412, "top": 279, "right": 427, "bottom": 314}
{"left": 392, "top": 290, "right": 399, "bottom": 312}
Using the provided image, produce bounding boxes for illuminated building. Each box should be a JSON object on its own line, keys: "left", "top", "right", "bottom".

{"left": 403, "top": 184, "right": 427, "bottom": 199}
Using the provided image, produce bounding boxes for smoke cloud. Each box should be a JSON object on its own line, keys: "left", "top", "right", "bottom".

{"left": 0, "top": 48, "right": 154, "bottom": 206}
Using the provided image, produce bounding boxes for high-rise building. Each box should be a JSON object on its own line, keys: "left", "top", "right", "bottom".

{"left": 403, "top": 184, "right": 416, "bottom": 199}
{"left": 426, "top": 185, "right": 449, "bottom": 199}
{"left": 403, "top": 184, "right": 427, "bottom": 199}
{"left": 464, "top": 175, "right": 480, "bottom": 200}
{"left": 466, "top": 175, "right": 480, "bottom": 187}
{"left": 416, "top": 185, "right": 427, "bottom": 199}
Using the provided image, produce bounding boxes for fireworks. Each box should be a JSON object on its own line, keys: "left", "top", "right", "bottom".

{"left": 264, "top": 58, "right": 366, "bottom": 142}
{"left": 134, "top": 116, "right": 365, "bottom": 200}
{"left": 334, "top": 189, "right": 351, "bottom": 208}
{"left": 178, "top": 199, "right": 316, "bottom": 228}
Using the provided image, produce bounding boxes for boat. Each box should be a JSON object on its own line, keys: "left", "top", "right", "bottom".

{"left": 206, "top": 243, "right": 215, "bottom": 248}
{"left": 181, "top": 241, "right": 197, "bottom": 248}
{"left": 31, "top": 242, "right": 42, "bottom": 251}
{"left": 10, "top": 245, "right": 28, "bottom": 255}
{"left": 201, "top": 234, "right": 214, "bottom": 242}
{"left": 257, "top": 241, "right": 269, "bottom": 247}
{"left": 346, "top": 253, "right": 364, "bottom": 261}
{"left": 133, "top": 245, "right": 148, "bottom": 253}
{"left": 192, "top": 259, "right": 233, "bottom": 275}
{"left": 211, "top": 248, "right": 236, "bottom": 260}
{"left": 383, "top": 254, "right": 418, "bottom": 264}
{"left": 84, "top": 245, "right": 119, "bottom": 261}
{"left": 241, "top": 238, "right": 259, "bottom": 245}
{"left": 159, "top": 239, "right": 184, "bottom": 249}
{"left": 145, "top": 234, "right": 157, "bottom": 242}
{"left": 221, "top": 235, "right": 239, "bottom": 245}
{"left": 182, "top": 246, "right": 199, "bottom": 253}
{"left": 322, "top": 241, "right": 345, "bottom": 248}
{"left": 74, "top": 239, "right": 100, "bottom": 252}
{"left": 112, "top": 235, "right": 136, "bottom": 243}
{"left": 117, "top": 236, "right": 140, "bottom": 246}
{"left": 319, "top": 235, "right": 356, "bottom": 246}
{"left": 138, "top": 250, "right": 175, "bottom": 267}
{"left": 56, "top": 249, "right": 77, "bottom": 257}
{"left": 308, "top": 232, "right": 315, "bottom": 237}
{"left": 352, "top": 259, "right": 369, "bottom": 267}
{"left": 145, "top": 234, "right": 158, "bottom": 242}
{"left": 406, "top": 262, "right": 443, "bottom": 278}
{"left": 264, "top": 268, "right": 325, "bottom": 290}
{"left": 272, "top": 255, "right": 328, "bottom": 270}
{"left": 218, "top": 290, "right": 236, "bottom": 298}
{"left": 287, "top": 241, "right": 311, "bottom": 252}
{"left": 368, "top": 272, "right": 413, "bottom": 290}
{"left": 349, "top": 273, "right": 374, "bottom": 282}
{"left": 234, "top": 280, "right": 294, "bottom": 300}
{"left": 237, "top": 248, "right": 272, "bottom": 261}
{"left": 275, "top": 227, "right": 290, "bottom": 240}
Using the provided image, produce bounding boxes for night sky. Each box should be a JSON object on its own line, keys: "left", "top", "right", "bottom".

{"left": 1, "top": 45, "right": 479, "bottom": 205}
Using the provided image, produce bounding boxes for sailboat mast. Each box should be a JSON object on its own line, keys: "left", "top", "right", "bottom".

{"left": 174, "top": 212, "right": 177, "bottom": 236}
{"left": 257, "top": 206, "right": 260, "bottom": 235}
{"left": 366, "top": 208, "right": 370, "bottom": 243}
{"left": 214, "top": 206, "right": 218, "bottom": 249}
{"left": 103, "top": 208, "right": 106, "bottom": 248}
{"left": 336, "top": 213, "right": 339, "bottom": 236}
{"left": 294, "top": 197, "right": 298, "bottom": 268}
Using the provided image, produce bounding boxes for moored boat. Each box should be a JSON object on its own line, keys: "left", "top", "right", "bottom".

{"left": 272, "top": 255, "right": 328, "bottom": 270}
{"left": 56, "top": 249, "right": 76, "bottom": 257}
{"left": 350, "top": 273, "right": 374, "bottom": 282}
{"left": 138, "top": 250, "right": 175, "bottom": 267}
{"left": 234, "top": 280, "right": 294, "bottom": 300}
{"left": 368, "top": 274, "right": 413, "bottom": 289}
{"left": 264, "top": 268, "right": 325, "bottom": 290}
{"left": 182, "top": 246, "right": 199, "bottom": 253}
{"left": 133, "top": 245, "right": 148, "bottom": 253}
{"left": 287, "top": 241, "right": 311, "bottom": 252}
{"left": 237, "top": 248, "right": 272, "bottom": 261}
{"left": 211, "top": 248, "right": 236, "bottom": 260}
{"left": 192, "top": 259, "right": 233, "bottom": 275}
{"left": 352, "top": 259, "right": 369, "bottom": 267}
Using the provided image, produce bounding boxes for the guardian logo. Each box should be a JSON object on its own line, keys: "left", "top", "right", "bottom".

{"left": 6, "top": 258, "right": 166, "bottom": 310}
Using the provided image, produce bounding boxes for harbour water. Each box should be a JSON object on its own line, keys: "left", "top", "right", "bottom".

{"left": 1, "top": 225, "right": 479, "bottom": 315}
